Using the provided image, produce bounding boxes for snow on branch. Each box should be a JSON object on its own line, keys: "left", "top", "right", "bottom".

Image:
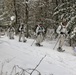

{"left": 54, "top": 2, "right": 70, "bottom": 11}
{"left": 67, "top": 16, "right": 76, "bottom": 26}
{"left": 22, "top": 0, "right": 30, "bottom": 4}
{"left": 30, "top": 55, "right": 46, "bottom": 75}
{"left": 0, "top": 11, "right": 8, "bottom": 18}
{"left": 54, "top": 3, "right": 65, "bottom": 11}
{"left": 45, "top": 18, "right": 56, "bottom": 23}
{"left": 0, "top": 18, "right": 4, "bottom": 20}
{"left": 53, "top": 8, "right": 66, "bottom": 16}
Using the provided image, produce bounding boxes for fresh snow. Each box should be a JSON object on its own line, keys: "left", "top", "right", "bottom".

{"left": 0, "top": 35, "right": 76, "bottom": 75}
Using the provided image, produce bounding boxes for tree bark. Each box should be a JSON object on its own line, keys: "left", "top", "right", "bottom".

{"left": 25, "top": 0, "right": 29, "bottom": 38}
{"left": 13, "top": 0, "right": 17, "bottom": 24}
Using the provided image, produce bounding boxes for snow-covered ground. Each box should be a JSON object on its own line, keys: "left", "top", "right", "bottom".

{"left": 0, "top": 35, "right": 76, "bottom": 75}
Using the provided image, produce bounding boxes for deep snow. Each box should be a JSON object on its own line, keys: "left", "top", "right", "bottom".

{"left": 0, "top": 35, "right": 76, "bottom": 75}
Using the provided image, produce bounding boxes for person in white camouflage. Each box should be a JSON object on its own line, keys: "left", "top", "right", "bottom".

{"left": 35, "top": 24, "right": 45, "bottom": 46}
{"left": 18, "top": 23, "right": 27, "bottom": 42}
{"left": 8, "top": 26, "right": 15, "bottom": 39}
{"left": 56, "top": 19, "right": 68, "bottom": 52}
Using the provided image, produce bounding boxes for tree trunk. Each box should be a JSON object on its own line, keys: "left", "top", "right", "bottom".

{"left": 55, "top": 0, "right": 58, "bottom": 21}
{"left": 13, "top": 0, "right": 17, "bottom": 24}
{"left": 25, "top": 0, "right": 29, "bottom": 38}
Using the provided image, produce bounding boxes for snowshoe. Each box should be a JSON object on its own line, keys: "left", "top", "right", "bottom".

{"left": 12, "top": 37, "right": 14, "bottom": 39}
{"left": 57, "top": 47, "right": 65, "bottom": 52}
{"left": 60, "top": 50, "right": 65, "bottom": 52}
{"left": 9, "top": 37, "right": 12, "bottom": 39}
{"left": 19, "top": 40, "right": 22, "bottom": 42}
{"left": 35, "top": 43, "right": 40, "bottom": 46}
{"left": 10, "top": 37, "right": 14, "bottom": 39}
{"left": 23, "top": 40, "right": 27, "bottom": 43}
{"left": 35, "top": 43, "right": 43, "bottom": 47}
{"left": 39, "top": 44, "right": 43, "bottom": 46}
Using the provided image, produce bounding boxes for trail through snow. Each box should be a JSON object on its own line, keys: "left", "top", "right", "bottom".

{"left": 0, "top": 35, "right": 76, "bottom": 75}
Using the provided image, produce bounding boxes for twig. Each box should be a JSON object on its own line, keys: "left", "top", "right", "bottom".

{"left": 26, "top": 68, "right": 41, "bottom": 75}
{"left": 5, "top": 72, "right": 8, "bottom": 75}
{"left": 16, "top": 65, "right": 30, "bottom": 74}
{"left": 0, "top": 57, "right": 15, "bottom": 75}
{"left": 30, "top": 55, "right": 46, "bottom": 75}
{"left": 10, "top": 65, "right": 16, "bottom": 75}
{"left": 0, "top": 62, "right": 5, "bottom": 75}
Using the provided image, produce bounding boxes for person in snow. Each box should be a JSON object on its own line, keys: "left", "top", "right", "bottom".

{"left": 70, "top": 27, "right": 76, "bottom": 55}
{"left": 35, "top": 23, "right": 45, "bottom": 46}
{"left": 8, "top": 25, "right": 15, "bottom": 39}
{"left": 18, "top": 23, "right": 27, "bottom": 42}
{"left": 56, "top": 19, "right": 68, "bottom": 52}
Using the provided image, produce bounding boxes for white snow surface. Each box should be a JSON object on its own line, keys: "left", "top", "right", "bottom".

{"left": 0, "top": 35, "right": 76, "bottom": 75}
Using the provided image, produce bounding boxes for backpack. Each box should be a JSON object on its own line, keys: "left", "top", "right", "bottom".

{"left": 18, "top": 25, "right": 24, "bottom": 32}
{"left": 33, "top": 25, "right": 38, "bottom": 32}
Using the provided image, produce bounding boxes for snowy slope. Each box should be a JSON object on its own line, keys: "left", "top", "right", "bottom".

{"left": 0, "top": 35, "right": 76, "bottom": 75}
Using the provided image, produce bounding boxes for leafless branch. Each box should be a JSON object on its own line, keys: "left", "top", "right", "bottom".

{"left": 30, "top": 55, "right": 46, "bottom": 75}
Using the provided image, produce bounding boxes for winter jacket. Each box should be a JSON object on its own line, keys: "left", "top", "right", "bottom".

{"left": 36, "top": 25, "right": 45, "bottom": 35}
{"left": 8, "top": 27, "right": 15, "bottom": 32}
{"left": 56, "top": 23, "right": 68, "bottom": 35}
{"left": 19, "top": 25, "right": 26, "bottom": 33}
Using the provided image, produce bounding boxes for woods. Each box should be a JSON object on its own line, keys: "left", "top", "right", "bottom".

{"left": 0, "top": 0, "right": 76, "bottom": 45}
{"left": 0, "top": 1, "right": 76, "bottom": 75}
